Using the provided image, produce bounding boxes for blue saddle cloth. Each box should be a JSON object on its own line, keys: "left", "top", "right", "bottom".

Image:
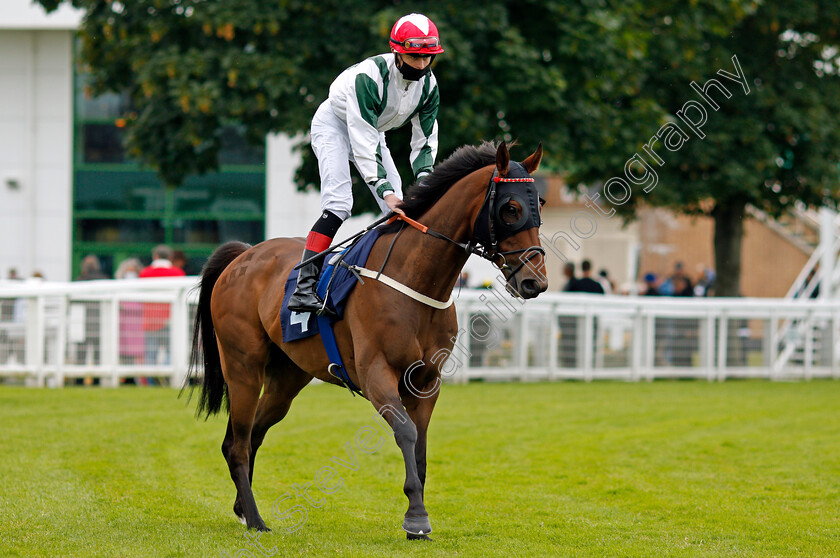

{"left": 281, "top": 228, "right": 384, "bottom": 343}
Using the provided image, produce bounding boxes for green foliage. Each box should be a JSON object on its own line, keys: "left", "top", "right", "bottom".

{"left": 38, "top": 1, "right": 840, "bottom": 290}
{"left": 621, "top": 0, "right": 840, "bottom": 217}
{"left": 620, "top": 1, "right": 840, "bottom": 294}
{"left": 2, "top": 381, "right": 840, "bottom": 556}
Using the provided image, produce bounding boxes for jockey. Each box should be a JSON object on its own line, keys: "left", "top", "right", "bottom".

{"left": 288, "top": 13, "right": 444, "bottom": 314}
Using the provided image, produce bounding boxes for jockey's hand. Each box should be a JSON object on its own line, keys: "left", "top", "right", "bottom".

{"left": 384, "top": 193, "right": 405, "bottom": 216}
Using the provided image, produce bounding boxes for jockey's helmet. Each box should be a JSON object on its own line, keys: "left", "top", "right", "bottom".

{"left": 390, "top": 14, "right": 444, "bottom": 55}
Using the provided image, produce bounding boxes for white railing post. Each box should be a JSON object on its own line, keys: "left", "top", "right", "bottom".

{"left": 52, "top": 295, "right": 67, "bottom": 388}
{"left": 767, "top": 311, "right": 778, "bottom": 380}
{"left": 645, "top": 311, "right": 655, "bottom": 381}
{"left": 630, "top": 305, "right": 642, "bottom": 381}
{"left": 583, "top": 307, "right": 594, "bottom": 382}
{"left": 458, "top": 304, "right": 471, "bottom": 384}
{"left": 548, "top": 302, "right": 558, "bottom": 381}
{"left": 804, "top": 310, "right": 814, "bottom": 380}
{"left": 517, "top": 305, "right": 528, "bottom": 381}
{"left": 23, "top": 296, "right": 41, "bottom": 386}
{"left": 99, "top": 295, "right": 118, "bottom": 388}
{"left": 170, "top": 287, "right": 190, "bottom": 388}
{"left": 703, "top": 311, "right": 716, "bottom": 382}
{"left": 716, "top": 311, "right": 728, "bottom": 382}
{"left": 31, "top": 295, "right": 46, "bottom": 386}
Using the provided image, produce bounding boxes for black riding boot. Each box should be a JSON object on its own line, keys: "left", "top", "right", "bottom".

{"left": 288, "top": 250, "right": 325, "bottom": 313}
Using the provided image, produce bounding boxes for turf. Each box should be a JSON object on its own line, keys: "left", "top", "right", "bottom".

{"left": 0, "top": 380, "right": 838, "bottom": 557}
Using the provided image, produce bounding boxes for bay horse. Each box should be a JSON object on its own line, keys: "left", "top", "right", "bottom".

{"left": 188, "top": 141, "right": 548, "bottom": 538}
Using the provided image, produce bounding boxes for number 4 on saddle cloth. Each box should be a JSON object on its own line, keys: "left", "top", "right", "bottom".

{"left": 281, "top": 227, "right": 387, "bottom": 395}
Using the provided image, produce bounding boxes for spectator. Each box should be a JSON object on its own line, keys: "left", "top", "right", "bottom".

{"left": 660, "top": 261, "right": 693, "bottom": 296}
{"left": 643, "top": 273, "right": 660, "bottom": 296}
{"left": 75, "top": 254, "right": 109, "bottom": 281}
{"left": 140, "top": 245, "right": 185, "bottom": 368}
{"left": 562, "top": 262, "right": 580, "bottom": 292}
{"left": 597, "top": 269, "right": 615, "bottom": 295}
{"left": 672, "top": 276, "right": 694, "bottom": 297}
{"left": 456, "top": 271, "right": 469, "bottom": 289}
{"left": 570, "top": 260, "right": 605, "bottom": 294}
{"left": 694, "top": 266, "right": 716, "bottom": 297}
{"left": 115, "top": 258, "right": 142, "bottom": 280}
{"left": 172, "top": 250, "right": 189, "bottom": 275}
{"left": 115, "top": 258, "right": 145, "bottom": 372}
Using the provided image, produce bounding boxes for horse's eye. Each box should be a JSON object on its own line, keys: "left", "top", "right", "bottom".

{"left": 501, "top": 203, "right": 520, "bottom": 224}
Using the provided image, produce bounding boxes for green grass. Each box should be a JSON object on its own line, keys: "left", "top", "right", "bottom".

{"left": 1, "top": 381, "right": 839, "bottom": 557}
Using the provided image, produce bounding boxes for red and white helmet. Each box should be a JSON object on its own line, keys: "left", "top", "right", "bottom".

{"left": 390, "top": 13, "right": 444, "bottom": 55}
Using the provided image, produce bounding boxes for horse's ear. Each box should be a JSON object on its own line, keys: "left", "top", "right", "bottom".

{"left": 522, "top": 143, "right": 543, "bottom": 174}
{"left": 496, "top": 141, "right": 510, "bottom": 177}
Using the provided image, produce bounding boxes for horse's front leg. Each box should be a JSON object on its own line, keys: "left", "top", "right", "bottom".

{"left": 403, "top": 386, "right": 440, "bottom": 499}
{"left": 366, "top": 372, "right": 432, "bottom": 537}
{"left": 401, "top": 388, "right": 439, "bottom": 540}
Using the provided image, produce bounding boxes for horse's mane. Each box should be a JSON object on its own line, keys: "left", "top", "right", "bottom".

{"left": 398, "top": 141, "right": 499, "bottom": 219}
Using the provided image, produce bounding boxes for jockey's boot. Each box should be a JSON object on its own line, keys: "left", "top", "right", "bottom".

{"left": 287, "top": 249, "right": 325, "bottom": 313}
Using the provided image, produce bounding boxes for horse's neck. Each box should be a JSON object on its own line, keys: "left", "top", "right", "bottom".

{"left": 387, "top": 172, "right": 488, "bottom": 301}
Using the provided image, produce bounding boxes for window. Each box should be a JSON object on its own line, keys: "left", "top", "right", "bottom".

{"left": 72, "top": 61, "right": 266, "bottom": 279}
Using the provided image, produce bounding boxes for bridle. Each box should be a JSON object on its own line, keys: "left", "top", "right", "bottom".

{"left": 468, "top": 170, "right": 546, "bottom": 282}
{"left": 388, "top": 165, "right": 546, "bottom": 287}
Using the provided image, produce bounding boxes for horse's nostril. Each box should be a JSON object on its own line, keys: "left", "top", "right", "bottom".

{"left": 521, "top": 279, "right": 540, "bottom": 297}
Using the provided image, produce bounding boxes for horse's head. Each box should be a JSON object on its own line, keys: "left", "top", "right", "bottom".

{"left": 472, "top": 142, "right": 548, "bottom": 299}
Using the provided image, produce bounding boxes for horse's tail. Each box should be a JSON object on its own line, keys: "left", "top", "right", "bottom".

{"left": 185, "top": 241, "right": 251, "bottom": 418}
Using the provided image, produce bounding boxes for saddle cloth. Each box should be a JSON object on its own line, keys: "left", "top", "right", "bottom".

{"left": 280, "top": 228, "right": 384, "bottom": 342}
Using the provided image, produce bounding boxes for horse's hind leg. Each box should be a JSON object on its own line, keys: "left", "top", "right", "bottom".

{"left": 232, "top": 349, "right": 312, "bottom": 522}
{"left": 219, "top": 342, "right": 269, "bottom": 531}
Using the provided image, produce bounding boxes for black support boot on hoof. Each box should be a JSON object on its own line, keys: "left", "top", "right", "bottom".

{"left": 403, "top": 514, "right": 432, "bottom": 538}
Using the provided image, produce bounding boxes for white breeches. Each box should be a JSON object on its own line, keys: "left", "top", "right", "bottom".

{"left": 310, "top": 101, "right": 402, "bottom": 221}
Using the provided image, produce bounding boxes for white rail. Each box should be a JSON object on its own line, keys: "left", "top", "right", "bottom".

{"left": 1, "top": 278, "right": 839, "bottom": 386}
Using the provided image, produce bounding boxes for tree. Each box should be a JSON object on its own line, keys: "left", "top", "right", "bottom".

{"left": 593, "top": 1, "right": 840, "bottom": 296}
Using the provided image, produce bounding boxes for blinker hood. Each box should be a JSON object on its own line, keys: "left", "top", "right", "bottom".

{"left": 473, "top": 161, "right": 541, "bottom": 247}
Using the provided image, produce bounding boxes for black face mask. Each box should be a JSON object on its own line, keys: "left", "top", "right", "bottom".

{"left": 396, "top": 54, "right": 433, "bottom": 81}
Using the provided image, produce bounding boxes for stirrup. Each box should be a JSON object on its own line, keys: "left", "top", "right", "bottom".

{"left": 316, "top": 302, "right": 337, "bottom": 319}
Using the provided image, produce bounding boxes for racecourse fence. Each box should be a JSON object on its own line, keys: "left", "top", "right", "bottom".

{"left": 1, "top": 277, "right": 838, "bottom": 386}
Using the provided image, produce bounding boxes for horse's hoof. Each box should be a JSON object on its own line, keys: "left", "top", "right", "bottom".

{"left": 402, "top": 515, "right": 432, "bottom": 536}
{"left": 245, "top": 518, "right": 270, "bottom": 532}
{"left": 407, "top": 533, "right": 433, "bottom": 541}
